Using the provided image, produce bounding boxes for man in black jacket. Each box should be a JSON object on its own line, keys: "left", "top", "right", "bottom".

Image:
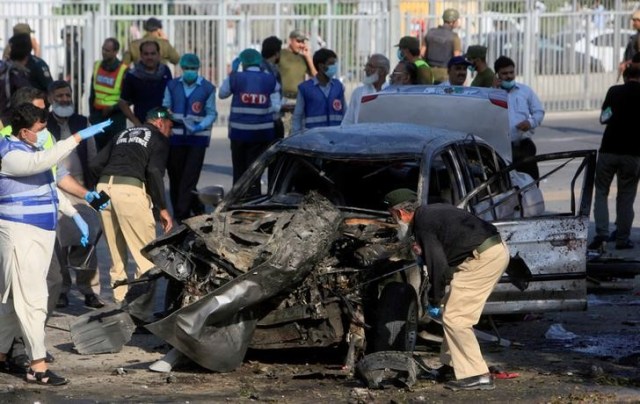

{"left": 90, "top": 107, "right": 173, "bottom": 303}
{"left": 385, "top": 189, "right": 510, "bottom": 391}
{"left": 589, "top": 66, "right": 640, "bottom": 250}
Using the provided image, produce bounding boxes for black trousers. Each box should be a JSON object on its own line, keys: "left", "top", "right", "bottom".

{"left": 230, "top": 139, "right": 271, "bottom": 195}
{"left": 512, "top": 138, "right": 539, "bottom": 181}
{"left": 167, "top": 145, "right": 207, "bottom": 222}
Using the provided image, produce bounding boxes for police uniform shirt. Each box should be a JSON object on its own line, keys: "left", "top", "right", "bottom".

{"left": 89, "top": 124, "right": 170, "bottom": 210}
{"left": 26, "top": 55, "right": 53, "bottom": 92}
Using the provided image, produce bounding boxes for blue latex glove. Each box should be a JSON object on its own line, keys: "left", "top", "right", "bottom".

{"left": 231, "top": 57, "right": 241, "bottom": 73}
{"left": 84, "top": 190, "right": 100, "bottom": 203}
{"left": 427, "top": 304, "right": 442, "bottom": 319}
{"left": 84, "top": 190, "right": 110, "bottom": 211}
{"left": 77, "top": 119, "right": 113, "bottom": 140}
{"left": 72, "top": 213, "right": 89, "bottom": 247}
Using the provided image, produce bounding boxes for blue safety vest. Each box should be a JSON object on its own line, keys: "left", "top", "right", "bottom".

{"left": 167, "top": 78, "right": 216, "bottom": 147}
{"left": 299, "top": 78, "right": 345, "bottom": 129}
{"left": 0, "top": 138, "right": 58, "bottom": 230}
{"left": 228, "top": 71, "right": 276, "bottom": 142}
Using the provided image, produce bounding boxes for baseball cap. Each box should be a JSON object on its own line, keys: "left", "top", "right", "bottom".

{"left": 239, "top": 48, "right": 262, "bottom": 67}
{"left": 465, "top": 45, "right": 487, "bottom": 60}
{"left": 384, "top": 188, "right": 418, "bottom": 208}
{"left": 13, "top": 23, "right": 34, "bottom": 35}
{"left": 395, "top": 36, "right": 420, "bottom": 50}
{"left": 443, "top": 8, "right": 460, "bottom": 23}
{"left": 144, "top": 17, "right": 163, "bottom": 32}
{"left": 180, "top": 53, "right": 200, "bottom": 69}
{"left": 289, "top": 29, "right": 308, "bottom": 41}
{"left": 447, "top": 56, "right": 472, "bottom": 69}
{"left": 146, "top": 106, "right": 173, "bottom": 121}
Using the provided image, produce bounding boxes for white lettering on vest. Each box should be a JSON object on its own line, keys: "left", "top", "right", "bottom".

{"left": 240, "top": 93, "right": 267, "bottom": 104}
{"left": 96, "top": 75, "right": 116, "bottom": 87}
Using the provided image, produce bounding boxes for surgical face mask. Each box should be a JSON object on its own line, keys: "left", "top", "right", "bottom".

{"left": 396, "top": 220, "right": 411, "bottom": 242}
{"left": 182, "top": 70, "right": 198, "bottom": 84}
{"left": 397, "top": 49, "right": 405, "bottom": 61}
{"left": 362, "top": 72, "right": 379, "bottom": 85}
{"left": 34, "top": 130, "right": 49, "bottom": 149}
{"left": 325, "top": 64, "right": 338, "bottom": 78}
{"left": 52, "top": 103, "right": 74, "bottom": 118}
{"left": 500, "top": 79, "right": 516, "bottom": 90}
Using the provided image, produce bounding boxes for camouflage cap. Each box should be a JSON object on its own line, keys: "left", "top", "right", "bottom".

{"left": 443, "top": 8, "right": 460, "bottom": 23}
{"left": 146, "top": 106, "right": 173, "bottom": 121}
{"left": 13, "top": 23, "right": 34, "bottom": 35}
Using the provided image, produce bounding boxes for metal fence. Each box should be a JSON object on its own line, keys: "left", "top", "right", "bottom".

{"left": 1, "top": 0, "right": 639, "bottom": 120}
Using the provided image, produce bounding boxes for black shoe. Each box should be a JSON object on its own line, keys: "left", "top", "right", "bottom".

{"left": 444, "top": 373, "right": 495, "bottom": 391}
{"left": 608, "top": 230, "right": 617, "bottom": 242}
{"left": 84, "top": 293, "right": 104, "bottom": 309}
{"left": 45, "top": 351, "right": 55, "bottom": 363}
{"left": 615, "top": 240, "right": 634, "bottom": 250}
{"left": 436, "top": 364, "right": 456, "bottom": 382}
{"left": 56, "top": 293, "right": 68, "bottom": 308}
{"left": 587, "top": 236, "right": 606, "bottom": 251}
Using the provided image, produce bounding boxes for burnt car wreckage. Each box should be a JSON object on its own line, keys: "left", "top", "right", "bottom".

{"left": 71, "top": 122, "right": 597, "bottom": 373}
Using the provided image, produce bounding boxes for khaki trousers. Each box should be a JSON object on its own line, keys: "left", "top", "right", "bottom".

{"left": 97, "top": 180, "right": 156, "bottom": 303}
{"left": 440, "top": 241, "right": 509, "bottom": 380}
{"left": 0, "top": 220, "right": 55, "bottom": 361}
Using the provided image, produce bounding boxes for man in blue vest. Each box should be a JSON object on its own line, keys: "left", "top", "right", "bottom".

{"left": 162, "top": 53, "right": 217, "bottom": 222}
{"left": 0, "top": 103, "right": 108, "bottom": 385}
{"left": 219, "top": 48, "right": 280, "bottom": 194}
{"left": 292, "top": 48, "right": 346, "bottom": 134}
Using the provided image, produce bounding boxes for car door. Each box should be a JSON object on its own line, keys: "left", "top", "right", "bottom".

{"left": 451, "top": 146, "right": 597, "bottom": 315}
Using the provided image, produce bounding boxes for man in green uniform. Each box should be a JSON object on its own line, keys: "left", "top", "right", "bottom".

{"left": 123, "top": 17, "right": 180, "bottom": 66}
{"left": 467, "top": 46, "right": 495, "bottom": 88}
{"left": 278, "top": 29, "right": 317, "bottom": 135}
{"left": 396, "top": 36, "right": 433, "bottom": 85}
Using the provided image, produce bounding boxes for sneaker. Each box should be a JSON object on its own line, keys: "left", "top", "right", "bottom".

{"left": 84, "top": 293, "right": 105, "bottom": 309}
{"left": 615, "top": 240, "right": 634, "bottom": 250}
{"left": 587, "top": 236, "right": 606, "bottom": 251}
{"left": 444, "top": 373, "right": 495, "bottom": 391}
{"left": 56, "top": 293, "right": 68, "bottom": 308}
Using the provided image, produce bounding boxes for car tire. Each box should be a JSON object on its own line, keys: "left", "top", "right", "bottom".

{"left": 373, "top": 282, "right": 418, "bottom": 352}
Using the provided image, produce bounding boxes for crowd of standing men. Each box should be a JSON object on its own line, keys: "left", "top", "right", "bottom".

{"left": 0, "top": 7, "right": 639, "bottom": 389}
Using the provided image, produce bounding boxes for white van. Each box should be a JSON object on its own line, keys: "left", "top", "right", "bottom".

{"left": 355, "top": 85, "right": 513, "bottom": 161}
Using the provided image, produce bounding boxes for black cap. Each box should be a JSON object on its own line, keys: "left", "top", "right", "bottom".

{"left": 144, "top": 17, "right": 162, "bottom": 32}
{"left": 146, "top": 106, "right": 173, "bottom": 121}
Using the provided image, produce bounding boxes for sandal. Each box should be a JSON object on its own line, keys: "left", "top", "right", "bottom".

{"left": 25, "top": 368, "right": 69, "bottom": 386}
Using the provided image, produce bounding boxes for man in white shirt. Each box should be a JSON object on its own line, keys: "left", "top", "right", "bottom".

{"left": 341, "top": 54, "right": 389, "bottom": 125}
{"left": 494, "top": 56, "right": 545, "bottom": 180}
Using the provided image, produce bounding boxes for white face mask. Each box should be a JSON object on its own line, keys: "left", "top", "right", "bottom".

{"left": 52, "top": 103, "right": 74, "bottom": 118}
{"left": 396, "top": 220, "right": 411, "bottom": 241}
{"left": 362, "top": 72, "right": 379, "bottom": 85}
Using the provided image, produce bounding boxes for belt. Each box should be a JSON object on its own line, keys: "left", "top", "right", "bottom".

{"left": 476, "top": 234, "right": 502, "bottom": 254}
{"left": 99, "top": 175, "right": 143, "bottom": 188}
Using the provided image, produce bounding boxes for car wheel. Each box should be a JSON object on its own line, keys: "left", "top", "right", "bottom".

{"left": 373, "top": 282, "right": 418, "bottom": 352}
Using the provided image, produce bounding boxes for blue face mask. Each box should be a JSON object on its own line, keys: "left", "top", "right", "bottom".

{"left": 182, "top": 70, "right": 198, "bottom": 84}
{"left": 397, "top": 49, "right": 405, "bottom": 61}
{"left": 500, "top": 79, "right": 516, "bottom": 90}
{"left": 467, "top": 64, "right": 476, "bottom": 72}
{"left": 325, "top": 64, "right": 338, "bottom": 78}
{"left": 34, "top": 130, "right": 49, "bottom": 149}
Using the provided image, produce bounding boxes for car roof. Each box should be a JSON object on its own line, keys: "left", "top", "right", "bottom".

{"left": 277, "top": 122, "right": 478, "bottom": 157}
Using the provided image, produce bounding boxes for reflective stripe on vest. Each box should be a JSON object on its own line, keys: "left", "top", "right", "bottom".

{"left": 0, "top": 141, "right": 58, "bottom": 230}
{"left": 92, "top": 61, "right": 127, "bottom": 109}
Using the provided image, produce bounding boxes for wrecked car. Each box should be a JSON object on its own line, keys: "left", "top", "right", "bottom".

{"left": 72, "top": 122, "right": 596, "bottom": 373}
